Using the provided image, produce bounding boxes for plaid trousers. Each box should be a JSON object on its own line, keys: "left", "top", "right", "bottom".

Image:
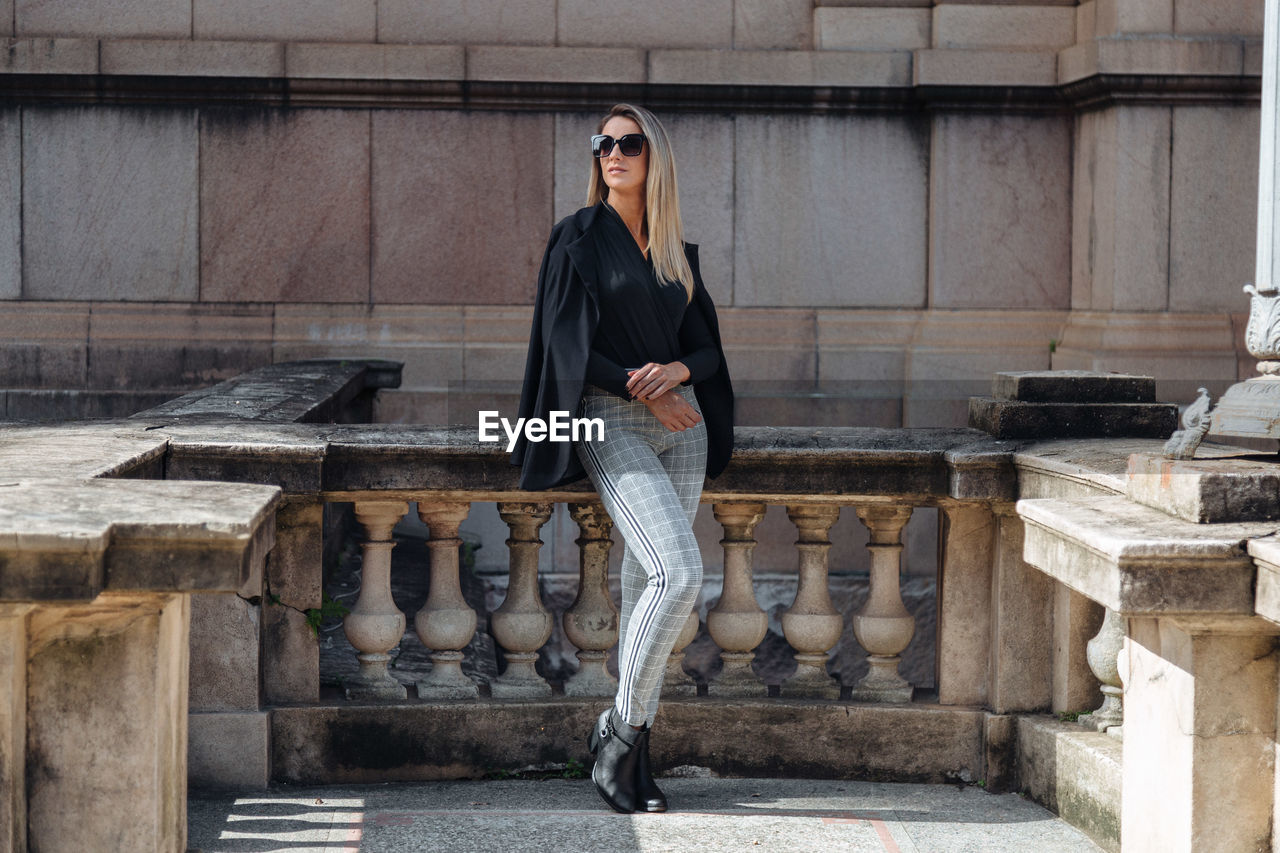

{"left": 574, "top": 382, "right": 708, "bottom": 726}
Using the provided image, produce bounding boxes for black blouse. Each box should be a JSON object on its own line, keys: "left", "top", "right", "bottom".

{"left": 584, "top": 200, "right": 721, "bottom": 399}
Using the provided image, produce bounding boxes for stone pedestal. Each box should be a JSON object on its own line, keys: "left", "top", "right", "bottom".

{"left": 1121, "top": 616, "right": 1279, "bottom": 853}
{"left": 937, "top": 502, "right": 995, "bottom": 706}
{"left": 562, "top": 503, "right": 619, "bottom": 698}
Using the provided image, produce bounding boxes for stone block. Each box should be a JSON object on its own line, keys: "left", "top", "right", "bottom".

{"left": 717, "top": 308, "right": 814, "bottom": 382}
{"left": 0, "top": 301, "right": 88, "bottom": 387}
{"left": 87, "top": 302, "right": 273, "bottom": 390}
{"left": 988, "top": 510, "right": 1053, "bottom": 713}
{"left": 200, "top": 109, "right": 369, "bottom": 303}
{"left": 270, "top": 699, "right": 984, "bottom": 783}
{"left": 0, "top": 605, "right": 30, "bottom": 853}
{"left": 1052, "top": 583, "right": 1104, "bottom": 714}
{"left": 0, "top": 37, "right": 97, "bottom": 74}
{"left": 15, "top": 0, "right": 189, "bottom": 38}
{"left": 1173, "top": 0, "right": 1263, "bottom": 36}
{"left": 558, "top": 0, "right": 732, "bottom": 48}
{"left": 937, "top": 504, "right": 994, "bottom": 706}
{"left": 932, "top": 4, "right": 1075, "bottom": 49}
{"left": 468, "top": 46, "right": 644, "bottom": 84}
{"left": 1072, "top": 106, "right": 1171, "bottom": 311}
{"left": 22, "top": 108, "right": 199, "bottom": 301}
{"left": 1170, "top": 106, "right": 1258, "bottom": 313}
{"left": 377, "top": 0, "right": 555, "bottom": 46}
{"left": 929, "top": 112, "right": 1071, "bottom": 310}
{"left": 1095, "top": 34, "right": 1244, "bottom": 75}
{"left": 734, "top": 114, "right": 927, "bottom": 308}
{"left": 1094, "top": 0, "right": 1172, "bottom": 36}
{"left": 815, "top": 8, "right": 930, "bottom": 50}
{"left": 188, "top": 711, "right": 270, "bottom": 790}
{"left": 25, "top": 594, "right": 190, "bottom": 852}
{"left": 1016, "top": 714, "right": 1121, "bottom": 852}
{"left": 285, "top": 43, "right": 463, "bottom": 80}
{"left": 188, "top": 592, "right": 260, "bottom": 712}
{"left": 371, "top": 110, "right": 553, "bottom": 305}
{"left": 0, "top": 0, "right": 9, "bottom": 35}
{"left": 100, "top": 39, "right": 284, "bottom": 77}
{"left": 914, "top": 49, "right": 1057, "bottom": 86}
{"left": 1126, "top": 452, "right": 1280, "bottom": 524}
{"left": 262, "top": 499, "right": 323, "bottom": 705}
{"left": 650, "top": 48, "right": 911, "bottom": 87}
{"left": 983, "top": 713, "right": 1015, "bottom": 792}
{"left": 1077, "top": 1, "right": 1096, "bottom": 42}
{"left": 193, "top": 0, "right": 375, "bottom": 41}
{"left": 969, "top": 399, "right": 1177, "bottom": 439}
{"left": 992, "top": 370, "right": 1156, "bottom": 403}
{"left": 734, "top": 0, "right": 811, "bottom": 49}
{"left": 1121, "top": 618, "right": 1278, "bottom": 853}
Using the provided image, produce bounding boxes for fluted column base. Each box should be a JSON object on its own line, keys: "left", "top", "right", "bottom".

{"left": 564, "top": 650, "right": 617, "bottom": 697}
{"left": 416, "top": 651, "right": 478, "bottom": 699}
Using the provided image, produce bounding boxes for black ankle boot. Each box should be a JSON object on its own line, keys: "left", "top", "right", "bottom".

{"left": 634, "top": 726, "right": 668, "bottom": 813}
{"left": 587, "top": 707, "right": 641, "bottom": 814}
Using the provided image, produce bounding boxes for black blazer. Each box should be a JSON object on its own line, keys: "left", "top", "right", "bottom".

{"left": 510, "top": 202, "right": 735, "bottom": 492}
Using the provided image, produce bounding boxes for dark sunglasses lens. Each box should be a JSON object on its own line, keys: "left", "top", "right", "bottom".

{"left": 591, "top": 135, "right": 614, "bottom": 157}
{"left": 618, "top": 134, "right": 644, "bottom": 156}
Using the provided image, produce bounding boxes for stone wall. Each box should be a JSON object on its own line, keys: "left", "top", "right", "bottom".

{"left": 0, "top": 0, "right": 1265, "bottom": 424}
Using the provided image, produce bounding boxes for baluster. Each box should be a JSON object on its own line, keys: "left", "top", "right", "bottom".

{"left": 707, "top": 502, "right": 768, "bottom": 695}
{"left": 850, "top": 505, "right": 915, "bottom": 702}
{"left": 414, "top": 501, "right": 479, "bottom": 699}
{"left": 1078, "top": 606, "right": 1124, "bottom": 732}
{"left": 663, "top": 609, "right": 701, "bottom": 696}
{"left": 491, "top": 502, "right": 554, "bottom": 697}
{"left": 563, "top": 502, "right": 619, "bottom": 697}
{"left": 343, "top": 500, "right": 409, "bottom": 700}
{"left": 781, "top": 503, "right": 842, "bottom": 698}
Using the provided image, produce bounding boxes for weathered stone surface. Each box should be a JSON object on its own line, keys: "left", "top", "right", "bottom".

{"left": 15, "top": 0, "right": 190, "bottom": 37}
{"left": 188, "top": 711, "right": 270, "bottom": 790}
{"left": 285, "top": 43, "right": 463, "bottom": 80}
{"left": 734, "top": 0, "right": 810, "bottom": 49}
{"left": 1126, "top": 452, "right": 1280, "bottom": 523}
{"left": 0, "top": 604, "right": 30, "bottom": 853}
{"left": 969, "top": 398, "right": 1177, "bottom": 439}
{"left": 134, "top": 359, "right": 401, "bottom": 423}
{"left": 993, "top": 371, "right": 1157, "bottom": 404}
{"left": 25, "top": 593, "right": 190, "bottom": 852}
{"left": 937, "top": 504, "right": 993, "bottom": 706}
{"left": 559, "top": 0, "right": 732, "bottom": 48}
{"left": 468, "top": 46, "right": 644, "bottom": 84}
{"left": 0, "top": 479, "right": 280, "bottom": 601}
{"left": 262, "top": 499, "right": 323, "bottom": 704}
{"left": 1016, "top": 714, "right": 1121, "bottom": 853}
{"left": 188, "top": 592, "right": 260, "bottom": 712}
{"left": 989, "top": 510, "right": 1053, "bottom": 713}
{"left": 100, "top": 38, "right": 284, "bottom": 77}
{"left": 1018, "top": 495, "right": 1280, "bottom": 615}
{"left": 22, "top": 108, "right": 199, "bottom": 301}
{"left": 914, "top": 48, "right": 1057, "bottom": 86}
{"left": 0, "top": 37, "right": 96, "bottom": 73}
{"left": 815, "top": 7, "right": 930, "bottom": 50}
{"left": 270, "top": 699, "right": 984, "bottom": 784}
{"left": 193, "top": 0, "right": 375, "bottom": 41}
{"left": 0, "top": 420, "right": 166, "bottom": 478}
{"left": 0, "top": 113, "right": 16, "bottom": 299}
{"left": 1247, "top": 536, "right": 1280, "bottom": 626}
{"left": 1053, "top": 583, "right": 1104, "bottom": 714}
{"left": 200, "top": 109, "right": 369, "bottom": 302}
{"left": 932, "top": 4, "right": 1075, "bottom": 49}
{"left": 377, "top": 0, "right": 556, "bottom": 46}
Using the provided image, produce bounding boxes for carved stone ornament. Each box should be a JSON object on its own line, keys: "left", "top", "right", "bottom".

{"left": 1245, "top": 283, "right": 1280, "bottom": 370}
{"left": 1163, "top": 387, "right": 1213, "bottom": 460}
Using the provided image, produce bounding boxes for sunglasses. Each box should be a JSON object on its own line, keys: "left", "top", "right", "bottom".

{"left": 591, "top": 133, "right": 646, "bottom": 158}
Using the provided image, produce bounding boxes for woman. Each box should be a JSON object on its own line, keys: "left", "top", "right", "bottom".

{"left": 510, "top": 103, "right": 735, "bottom": 814}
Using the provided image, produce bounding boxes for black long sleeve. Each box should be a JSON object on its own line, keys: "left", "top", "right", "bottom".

{"left": 586, "top": 346, "right": 633, "bottom": 398}
{"left": 676, "top": 293, "right": 720, "bottom": 385}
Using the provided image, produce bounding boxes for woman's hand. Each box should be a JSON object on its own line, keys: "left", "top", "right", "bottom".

{"left": 639, "top": 388, "right": 702, "bottom": 432}
{"left": 626, "top": 361, "right": 691, "bottom": 401}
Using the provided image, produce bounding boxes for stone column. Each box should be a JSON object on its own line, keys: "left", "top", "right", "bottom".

{"left": 1120, "top": 616, "right": 1279, "bottom": 853}
{"left": 663, "top": 609, "right": 701, "bottom": 697}
{"left": 262, "top": 497, "right": 323, "bottom": 704}
{"left": 414, "top": 501, "right": 479, "bottom": 699}
{"left": 0, "top": 604, "right": 31, "bottom": 853}
{"left": 707, "top": 502, "right": 768, "bottom": 695}
{"left": 988, "top": 505, "right": 1053, "bottom": 713}
{"left": 850, "top": 505, "right": 914, "bottom": 702}
{"left": 343, "top": 500, "right": 409, "bottom": 700}
{"left": 563, "top": 502, "right": 619, "bottom": 697}
{"left": 491, "top": 502, "right": 554, "bottom": 698}
{"left": 780, "top": 504, "right": 842, "bottom": 698}
{"left": 936, "top": 502, "right": 994, "bottom": 706}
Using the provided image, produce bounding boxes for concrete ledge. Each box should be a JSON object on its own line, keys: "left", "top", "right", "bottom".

{"left": 1015, "top": 714, "right": 1121, "bottom": 853}
{"left": 189, "top": 711, "right": 271, "bottom": 790}
{"left": 270, "top": 699, "right": 986, "bottom": 785}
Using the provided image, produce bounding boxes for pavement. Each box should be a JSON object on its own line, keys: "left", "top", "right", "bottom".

{"left": 187, "top": 776, "right": 1105, "bottom": 852}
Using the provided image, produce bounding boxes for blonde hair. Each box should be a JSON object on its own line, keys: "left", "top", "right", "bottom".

{"left": 586, "top": 103, "right": 694, "bottom": 305}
